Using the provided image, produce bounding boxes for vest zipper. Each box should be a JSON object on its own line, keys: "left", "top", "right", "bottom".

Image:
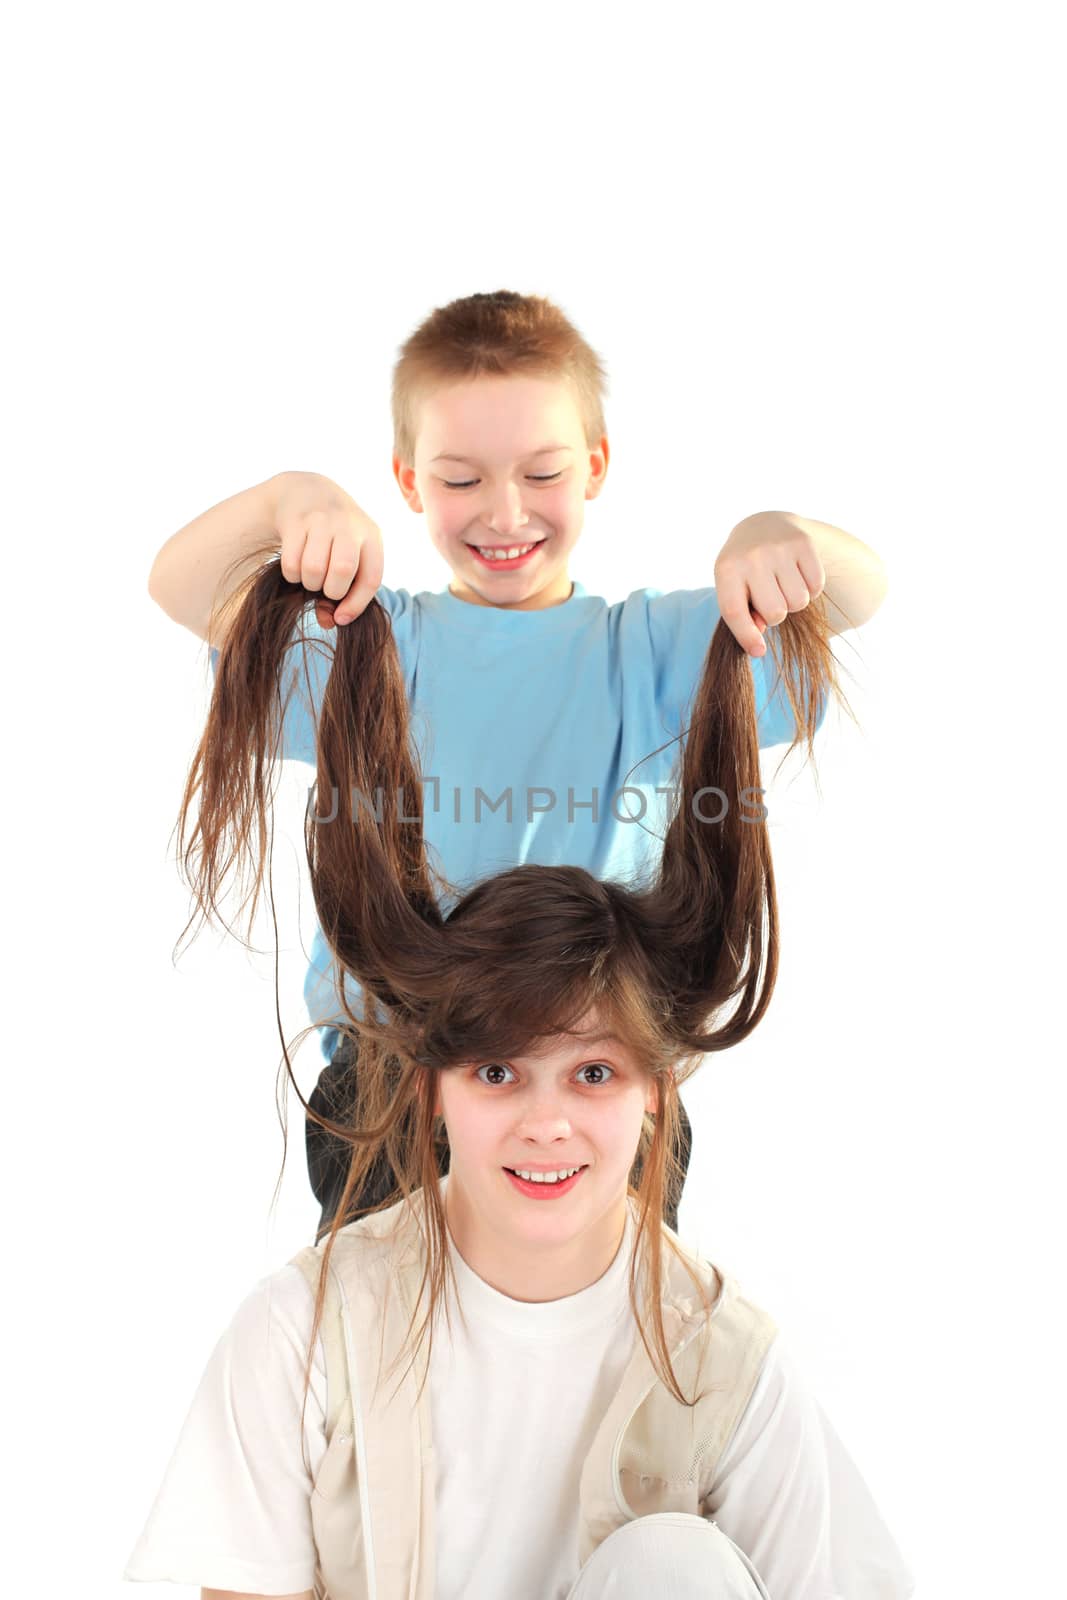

{"left": 336, "top": 1270, "right": 378, "bottom": 1600}
{"left": 609, "top": 1315, "right": 709, "bottom": 1521}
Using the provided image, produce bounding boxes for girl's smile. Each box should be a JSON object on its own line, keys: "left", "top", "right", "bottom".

{"left": 503, "top": 1162, "right": 589, "bottom": 1199}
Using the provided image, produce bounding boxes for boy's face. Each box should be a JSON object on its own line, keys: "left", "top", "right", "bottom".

{"left": 394, "top": 374, "right": 608, "bottom": 610}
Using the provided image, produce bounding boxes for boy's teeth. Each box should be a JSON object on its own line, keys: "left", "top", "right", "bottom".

{"left": 511, "top": 1166, "right": 581, "bottom": 1184}
{"left": 477, "top": 541, "right": 537, "bottom": 560}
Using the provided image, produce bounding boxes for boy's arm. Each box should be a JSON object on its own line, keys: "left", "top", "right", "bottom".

{"left": 714, "top": 511, "right": 889, "bottom": 656}
{"left": 148, "top": 474, "right": 285, "bottom": 647}
{"left": 148, "top": 471, "right": 385, "bottom": 650}
{"left": 778, "top": 512, "right": 889, "bottom": 634}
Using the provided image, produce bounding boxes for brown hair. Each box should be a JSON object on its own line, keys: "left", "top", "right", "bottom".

{"left": 391, "top": 289, "right": 609, "bottom": 467}
{"left": 177, "top": 560, "right": 846, "bottom": 1415}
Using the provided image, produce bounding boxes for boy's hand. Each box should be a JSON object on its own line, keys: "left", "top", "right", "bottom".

{"left": 713, "top": 511, "right": 827, "bottom": 657}
{"left": 275, "top": 472, "right": 385, "bottom": 628}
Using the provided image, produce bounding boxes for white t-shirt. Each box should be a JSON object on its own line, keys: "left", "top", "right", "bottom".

{"left": 125, "top": 1205, "right": 915, "bottom": 1599}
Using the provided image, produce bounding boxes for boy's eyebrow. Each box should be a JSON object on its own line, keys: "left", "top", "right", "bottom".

{"left": 430, "top": 444, "right": 574, "bottom": 465}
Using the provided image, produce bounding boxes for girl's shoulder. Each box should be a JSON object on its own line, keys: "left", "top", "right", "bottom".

{"left": 220, "top": 1260, "right": 327, "bottom": 1366}
{"left": 288, "top": 1193, "right": 427, "bottom": 1297}
{"left": 660, "top": 1231, "right": 769, "bottom": 1322}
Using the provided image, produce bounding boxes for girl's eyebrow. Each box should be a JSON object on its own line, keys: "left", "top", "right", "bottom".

{"left": 459, "top": 1036, "right": 633, "bottom": 1074}
{"left": 430, "top": 444, "right": 573, "bottom": 465}
{"left": 525, "top": 1034, "right": 628, "bottom": 1061}
{"left": 462, "top": 1035, "right": 628, "bottom": 1067}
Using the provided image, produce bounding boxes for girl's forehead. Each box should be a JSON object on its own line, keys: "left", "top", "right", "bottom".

{"left": 521, "top": 1024, "right": 632, "bottom": 1063}
{"left": 444, "top": 1001, "right": 656, "bottom": 1071}
{"left": 445, "top": 1017, "right": 658, "bottom": 1078}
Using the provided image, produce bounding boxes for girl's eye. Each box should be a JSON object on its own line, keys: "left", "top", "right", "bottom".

{"left": 473, "top": 1061, "right": 615, "bottom": 1086}
{"left": 442, "top": 473, "right": 563, "bottom": 490}
{"left": 475, "top": 1063, "right": 517, "bottom": 1085}
{"left": 576, "top": 1062, "right": 614, "bottom": 1086}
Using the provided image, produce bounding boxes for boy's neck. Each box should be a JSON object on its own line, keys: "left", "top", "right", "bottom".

{"left": 447, "top": 571, "right": 575, "bottom": 611}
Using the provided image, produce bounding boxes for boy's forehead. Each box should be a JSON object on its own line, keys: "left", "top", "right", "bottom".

{"left": 416, "top": 373, "right": 583, "bottom": 456}
{"left": 430, "top": 441, "right": 572, "bottom": 466}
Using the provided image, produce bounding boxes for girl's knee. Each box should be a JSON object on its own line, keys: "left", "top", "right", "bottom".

{"left": 567, "top": 1514, "right": 770, "bottom": 1600}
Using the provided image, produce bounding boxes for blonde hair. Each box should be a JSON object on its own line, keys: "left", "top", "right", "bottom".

{"left": 391, "top": 289, "right": 609, "bottom": 466}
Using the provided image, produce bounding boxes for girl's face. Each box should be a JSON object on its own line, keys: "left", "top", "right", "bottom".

{"left": 395, "top": 374, "right": 609, "bottom": 612}
{"left": 433, "top": 1008, "right": 659, "bottom": 1301}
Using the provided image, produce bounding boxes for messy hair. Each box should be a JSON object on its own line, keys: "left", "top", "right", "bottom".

{"left": 176, "top": 558, "right": 845, "bottom": 1414}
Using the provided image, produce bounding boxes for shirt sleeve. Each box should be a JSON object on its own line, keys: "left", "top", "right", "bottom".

{"left": 123, "top": 1265, "right": 328, "bottom": 1595}
{"left": 645, "top": 588, "right": 829, "bottom": 750}
{"left": 207, "top": 584, "right": 417, "bottom": 768}
{"left": 705, "top": 1336, "right": 916, "bottom": 1600}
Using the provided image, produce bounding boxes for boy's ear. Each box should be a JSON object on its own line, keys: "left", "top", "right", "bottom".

{"left": 393, "top": 455, "right": 424, "bottom": 512}
{"left": 584, "top": 434, "right": 610, "bottom": 500}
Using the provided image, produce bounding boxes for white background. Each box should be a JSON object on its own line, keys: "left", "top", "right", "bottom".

{"left": 4, "top": 2, "right": 1064, "bottom": 1596}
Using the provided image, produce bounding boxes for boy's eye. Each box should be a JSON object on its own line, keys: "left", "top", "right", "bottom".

{"left": 473, "top": 1061, "right": 615, "bottom": 1086}
{"left": 442, "top": 473, "right": 563, "bottom": 490}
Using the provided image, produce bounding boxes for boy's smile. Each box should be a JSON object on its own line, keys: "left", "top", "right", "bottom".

{"left": 394, "top": 372, "right": 609, "bottom": 612}
{"left": 465, "top": 535, "right": 546, "bottom": 572}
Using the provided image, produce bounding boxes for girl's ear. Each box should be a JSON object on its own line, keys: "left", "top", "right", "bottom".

{"left": 645, "top": 1078, "right": 660, "bottom": 1117}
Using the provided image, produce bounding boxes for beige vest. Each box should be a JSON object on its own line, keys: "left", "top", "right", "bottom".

{"left": 291, "top": 1186, "right": 777, "bottom": 1600}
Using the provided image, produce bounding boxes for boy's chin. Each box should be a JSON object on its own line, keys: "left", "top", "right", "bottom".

{"left": 467, "top": 569, "right": 553, "bottom": 603}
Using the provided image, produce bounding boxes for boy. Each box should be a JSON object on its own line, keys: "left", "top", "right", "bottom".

{"left": 148, "top": 290, "right": 888, "bottom": 1238}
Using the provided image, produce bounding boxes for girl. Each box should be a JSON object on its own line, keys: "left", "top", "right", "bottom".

{"left": 125, "top": 568, "right": 914, "bottom": 1598}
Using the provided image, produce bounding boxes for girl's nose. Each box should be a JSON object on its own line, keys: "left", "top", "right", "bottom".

{"left": 515, "top": 1111, "right": 574, "bottom": 1143}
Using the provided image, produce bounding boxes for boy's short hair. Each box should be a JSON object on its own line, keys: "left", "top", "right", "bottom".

{"left": 391, "top": 289, "right": 609, "bottom": 466}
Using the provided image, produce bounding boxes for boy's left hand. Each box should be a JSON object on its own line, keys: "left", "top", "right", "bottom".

{"left": 714, "top": 511, "right": 827, "bottom": 657}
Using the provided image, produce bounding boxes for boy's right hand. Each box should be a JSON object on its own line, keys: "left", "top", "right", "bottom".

{"left": 275, "top": 471, "right": 385, "bottom": 628}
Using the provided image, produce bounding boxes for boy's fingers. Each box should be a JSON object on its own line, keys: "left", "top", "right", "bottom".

{"left": 798, "top": 547, "right": 826, "bottom": 599}
{"left": 334, "top": 576, "right": 378, "bottom": 626}
{"left": 300, "top": 526, "right": 332, "bottom": 593}
{"left": 321, "top": 542, "right": 361, "bottom": 602}
{"left": 749, "top": 574, "right": 791, "bottom": 629}
{"left": 776, "top": 571, "right": 812, "bottom": 613}
{"left": 717, "top": 572, "right": 768, "bottom": 656}
{"left": 278, "top": 528, "right": 307, "bottom": 585}
{"left": 333, "top": 537, "right": 385, "bottom": 625}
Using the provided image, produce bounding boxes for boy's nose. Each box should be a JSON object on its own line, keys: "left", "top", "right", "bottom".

{"left": 485, "top": 483, "right": 530, "bottom": 531}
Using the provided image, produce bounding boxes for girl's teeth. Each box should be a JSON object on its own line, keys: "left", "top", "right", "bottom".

{"left": 511, "top": 1167, "right": 581, "bottom": 1184}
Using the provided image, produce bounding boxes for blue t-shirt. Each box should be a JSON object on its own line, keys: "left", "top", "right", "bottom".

{"left": 213, "top": 581, "right": 823, "bottom": 1059}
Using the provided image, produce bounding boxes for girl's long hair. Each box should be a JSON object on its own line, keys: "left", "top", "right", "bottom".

{"left": 177, "top": 557, "right": 846, "bottom": 1413}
